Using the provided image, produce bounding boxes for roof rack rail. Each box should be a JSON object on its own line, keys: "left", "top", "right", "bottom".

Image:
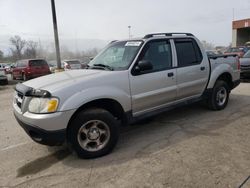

{"left": 143, "top": 33, "right": 194, "bottom": 39}
{"left": 109, "top": 40, "right": 118, "bottom": 44}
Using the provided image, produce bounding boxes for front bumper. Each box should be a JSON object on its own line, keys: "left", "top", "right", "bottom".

{"left": 232, "top": 79, "right": 241, "bottom": 89}
{"left": 14, "top": 113, "right": 66, "bottom": 146}
{"left": 13, "top": 102, "right": 76, "bottom": 146}
{"left": 0, "top": 75, "right": 7, "bottom": 80}
{"left": 0, "top": 76, "right": 8, "bottom": 85}
{"left": 240, "top": 68, "right": 250, "bottom": 77}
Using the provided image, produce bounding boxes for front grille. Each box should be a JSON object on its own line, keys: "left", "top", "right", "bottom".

{"left": 241, "top": 65, "right": 250, "bottom": 68}
{"left": 15, "top": 91, "right": 24, "bottom": 110}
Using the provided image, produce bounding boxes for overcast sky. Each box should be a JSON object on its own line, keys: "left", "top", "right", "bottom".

{"left": 0, "top": 0, "right": 250, "bottom": 48}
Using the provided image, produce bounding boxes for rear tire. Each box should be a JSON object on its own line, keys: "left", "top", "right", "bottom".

{"left": 207, "top": 80, "right": 229, "bottom": 110}
{"left": 68, "top": 108, "right": 119, "bottom": 159}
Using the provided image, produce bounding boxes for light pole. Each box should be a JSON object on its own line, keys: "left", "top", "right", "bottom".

{"left": 128, "top": 25, "right": 131, "bottom": 39}
{"left": 51, "top": 0, "right": 62, "bottom": 70}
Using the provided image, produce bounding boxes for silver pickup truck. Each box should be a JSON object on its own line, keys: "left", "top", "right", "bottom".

{"left": 13, "top": 33, "right": 240, "bottom": 158}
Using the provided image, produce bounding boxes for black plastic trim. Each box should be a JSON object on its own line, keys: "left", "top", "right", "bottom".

{"left": 15, "top": 83, "right": 51, "bottom": 98}
{"left": 209, "top": 54, "right": 238, "bottom": 59}
{"left": 14, "top": 113, "right": 65, "bottom": 146}
{"left": 126, "top": 97, "right": 203, "bottom": 125}
{"left": 232, "top": 79, "right": 241, "bottom": 89}
{"left": 144, "top": 33, "right": 194, "bottom": 39}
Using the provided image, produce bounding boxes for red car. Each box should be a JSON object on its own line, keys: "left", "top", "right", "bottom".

{"left": 12, "top": 59, "right": 51, "bottom": 81}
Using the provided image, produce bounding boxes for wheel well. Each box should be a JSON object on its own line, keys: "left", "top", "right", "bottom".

{"left": 217, "top": 73, "right": 233, "bottom": 90}
{"left": 68, "top": 99, "right": 126, "bottom": 129}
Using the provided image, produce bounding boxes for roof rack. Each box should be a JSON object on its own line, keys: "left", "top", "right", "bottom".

{"left": 143, "top": 33, "right": 194, "bottom": 39}
{"left": 109, "top": 40, "right": 118, "bottom": 44}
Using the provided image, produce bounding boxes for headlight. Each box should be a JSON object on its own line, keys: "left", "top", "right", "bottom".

{"left": 28, "top": 97, "right": 59, "bottom": 113}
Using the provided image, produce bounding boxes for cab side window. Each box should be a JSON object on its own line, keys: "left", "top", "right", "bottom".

{"left": 139, "top": 40, "right": 172, "bottom": 72}
{"left": 174, "top": 39, "right": 203, "bottom": 67}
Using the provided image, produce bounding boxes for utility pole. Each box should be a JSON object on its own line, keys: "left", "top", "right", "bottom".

{"left": 51, "top": 0, "right": 62, "bottom": 70}
{"left": 128, "top": 25, "right": 131, "bottom": 39}
{"left": 232, "top": 8, "right": 235, "bottom": 21}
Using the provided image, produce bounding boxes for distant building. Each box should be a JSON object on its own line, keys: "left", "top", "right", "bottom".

{"left": 232, "top": 18, "right": 250, "bottom": 47}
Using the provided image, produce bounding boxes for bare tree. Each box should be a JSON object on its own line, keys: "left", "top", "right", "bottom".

{"left": 24, "top": 41, "right": 38, "bottom": 58}
{"left": 201, "top": 40, "right": 215, "bottom": 51}
{"left": 9, "top": 35, "right": 26, "bottom": 60}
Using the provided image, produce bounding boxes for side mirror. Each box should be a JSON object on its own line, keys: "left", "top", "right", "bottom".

{"left": 135, "top": 60, "right": 153, "bottom": 73}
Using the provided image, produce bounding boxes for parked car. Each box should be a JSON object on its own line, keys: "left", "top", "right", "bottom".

{"left": 48, "top": 64, "right": 56, "bottom": 73}
{"left": 63, "top": 60, "right": 82, "bottom": 70}
{"left": 4, "top": 64, "right": 12, "bottom": 74}
{"left": 206, "top": 50, "right": 220, "bottom": 57}
{"left": 0, "top": 67, "right": 8, "bottom": 85}
{"left": 240, "top": 50, "right": 250, "bottom": 78}
{"left": 12, "top": 59, "right": 50, "bottom": 81}
{"left": 48, "top": 60, "right": 57, "bottom": 73}
{"left": 245, "top": 41, "right": 250, "bottom": 47}
{"left": 0, "top": 63, "right": 6, "bottom": 70}
{"left": 224, "top": 47, "right": 248, "bottom": 58}
{"left": 13, "top": 33, "right": 240, "bottom": 159}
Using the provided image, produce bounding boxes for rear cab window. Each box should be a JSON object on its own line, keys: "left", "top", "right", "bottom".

{"left": 174, "top": 38, "right": 203, "bottom": 67}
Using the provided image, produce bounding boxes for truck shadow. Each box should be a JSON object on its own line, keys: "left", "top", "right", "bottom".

{"left": 16, "top": 93, "right": 250, "bottom": 178}
{"left": 17, "top": 149, "right": 71, "bottom": 178}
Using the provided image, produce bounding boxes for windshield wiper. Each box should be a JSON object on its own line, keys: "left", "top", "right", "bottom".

{"left": 92, "top": 64, "right": 114, "bottom": 71}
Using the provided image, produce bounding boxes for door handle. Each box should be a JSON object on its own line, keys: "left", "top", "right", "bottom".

{"left": 200, "top": 66, "right": 205, "bottom": 71}
{"left": 168, "top": 72, "right": 174, "bottom": 77}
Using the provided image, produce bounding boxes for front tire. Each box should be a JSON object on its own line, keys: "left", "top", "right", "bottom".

{"left": 207, "top": 80, "right": 229, "bottom": 110}
{"left": 68, "top": 108, "right": 119, "bottom": 159}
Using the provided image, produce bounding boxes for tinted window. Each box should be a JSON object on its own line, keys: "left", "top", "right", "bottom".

{"left": 29, "top": 60, "right": 48, "bottom": 67}
{"left": 175, "top": 39, "right": 202, "bottom": 67}
{"left": 140, "top": 40, "right": 172, "bottom": 71}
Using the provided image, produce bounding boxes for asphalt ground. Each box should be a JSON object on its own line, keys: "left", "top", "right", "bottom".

{"left": 0, "top": 79, "right": 250, "bottom": 188}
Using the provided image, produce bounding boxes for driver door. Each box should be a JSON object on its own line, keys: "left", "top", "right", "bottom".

{"left": 129, "top": 39, "right": 177, "bottom": 116}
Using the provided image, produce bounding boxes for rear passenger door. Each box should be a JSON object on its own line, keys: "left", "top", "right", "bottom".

{"left": 174, "top": 38, "right": 209, "bottom": 100}
{"left": 130, "top": 39, "right": 177, "bottom": 115}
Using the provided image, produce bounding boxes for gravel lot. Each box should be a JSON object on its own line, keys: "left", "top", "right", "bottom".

{"left": 0, "top": 81, "right": 250, "bottom": 188}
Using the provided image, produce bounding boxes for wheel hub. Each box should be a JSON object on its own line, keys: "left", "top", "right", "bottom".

{"left": 87, "top": 128, "right": 100, "bottom": 140}
{"left": 216, "top": 87, "right": 227, "bottom": 106}
{"left": 77, "top": 120, "right": 111, "bottom": 152}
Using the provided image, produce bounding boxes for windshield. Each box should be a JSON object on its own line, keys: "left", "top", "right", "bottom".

{"left": 243, "top": 50, "right": 250, "bottom": 58}
{"left": 88, "top": 40, "right": 143, "bottom": 70}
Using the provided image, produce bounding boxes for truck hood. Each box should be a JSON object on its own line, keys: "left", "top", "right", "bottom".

{"left": 23, "top": 69, "right": 107, "bottom": 92}
{"left": 240, "top": 58, "right": 250, "bottom": 66}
